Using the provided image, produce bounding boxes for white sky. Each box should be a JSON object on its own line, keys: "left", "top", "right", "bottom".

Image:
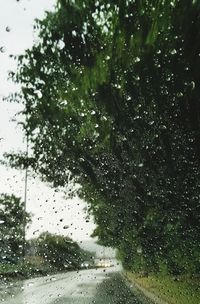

{"left": 0, "top": 0, "right": 98, "bottom": 245}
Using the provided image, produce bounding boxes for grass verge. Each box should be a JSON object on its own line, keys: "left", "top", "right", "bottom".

{"left": 125, "top": 271, "right": 200, "bottom": 304}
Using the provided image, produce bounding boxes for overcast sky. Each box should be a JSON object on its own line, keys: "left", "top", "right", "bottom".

{"left": 0, "top": 0, "right": 115, "bottom": 257}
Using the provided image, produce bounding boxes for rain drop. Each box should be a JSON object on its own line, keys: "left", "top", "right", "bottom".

{"left": 6, "top": 26, "right": 11, "bottom": 32}
{"left": 170, "top": 49, "right": 177, "bottom": 55}
{"left": 0, "top": 47, "right": 6, "bottom": 53}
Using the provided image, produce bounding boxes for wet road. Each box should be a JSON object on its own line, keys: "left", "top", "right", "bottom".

{"left": 0, "top": 267, "right": 147, "bottom": 304}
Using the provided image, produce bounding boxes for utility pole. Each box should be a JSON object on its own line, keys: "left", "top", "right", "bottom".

{"left": 22, "top": 133, "right": 29, "bottom": 262}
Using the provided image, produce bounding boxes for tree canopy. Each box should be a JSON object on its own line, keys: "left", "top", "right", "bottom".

{"left": 32, "top": 232, "right": 90, "bottom": 270}
{"left": 7, "top": 0, "right": 200, "bottom": 275}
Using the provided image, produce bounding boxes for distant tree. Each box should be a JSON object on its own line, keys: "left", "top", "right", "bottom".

{"left": 35, "top": 232, "right": 85, "bottom": 270}
{"left": 0, "top": 194, "right": 30, "bottom": 264}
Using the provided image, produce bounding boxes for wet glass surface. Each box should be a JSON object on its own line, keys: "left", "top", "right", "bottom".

{"left": 0, "top": 1, "right": 200, "bottom": 303}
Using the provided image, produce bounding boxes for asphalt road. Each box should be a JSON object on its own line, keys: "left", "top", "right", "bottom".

{"left": 0, "top": 267, "right": 147, "bottom": 304}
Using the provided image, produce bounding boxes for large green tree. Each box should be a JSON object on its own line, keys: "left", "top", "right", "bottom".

{"left": 7, "top": 0, "right": 200, "bottom": 275}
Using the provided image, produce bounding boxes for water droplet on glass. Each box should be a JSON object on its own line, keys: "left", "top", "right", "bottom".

{"left": 0, "top": 47, "right": 6, "bottom": 53}
{"left": 177, "top": 92, "right": 183, "bottom": 97}
{"left": 51, "top": 277, "right": 56, "bottom": 281}
{"left": 57, "top": 40, "right": 65, "bottom": 50}
{"left": 170, "top": 49, "right": 177, "bottom": 55}
{"left": 191, "top": 81, "right": 195, "bottom": 90}
{"left": 34, "top": 90, "right": 43, "bottom": 99}
{"left": 135, "top": 57, "right": 140, "bottom": 63}
{"left": 6, "top": 26, "right": 11, "bottom": 32}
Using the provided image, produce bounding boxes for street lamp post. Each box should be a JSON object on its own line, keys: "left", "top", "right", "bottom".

{"left": 22, "top": 134, "right": 29, "bottom": 262}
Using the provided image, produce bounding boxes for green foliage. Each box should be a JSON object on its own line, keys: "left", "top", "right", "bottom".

{"left": 34, "top": 232, "right": 86, "bottom": 270}
{"left": 0, "top": 233, "right": 94, "bottom": 279}
{"left": 0, "top": 194, "right": 30, "bottom": 264}
{"left": 7, "top": 0, "right": 200, "bottom": 275}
